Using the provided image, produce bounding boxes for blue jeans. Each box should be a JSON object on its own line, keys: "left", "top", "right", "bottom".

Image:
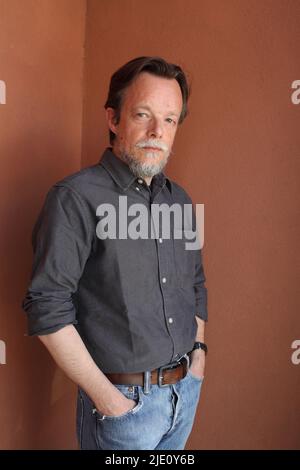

{"left": 76, "top": 370, "right": 203, "bottom": 450}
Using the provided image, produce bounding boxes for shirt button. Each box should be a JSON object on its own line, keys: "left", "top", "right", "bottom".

{"left": 128, "top": 386, "right": 134, "bottom": 392}
{"left": 162, "top": 277, "right": 167, "bottom": 283}
{"left": 159, "top": 238, "right": 163, "bottom": 243}
{"left": 135, "top": 186, "right": 140, "bottom": 191}
{"left": 137, "top": 178, "right": 143, "bottom": 184}
{"left": 168, "top": 317, "right": 174, "bottom": 324}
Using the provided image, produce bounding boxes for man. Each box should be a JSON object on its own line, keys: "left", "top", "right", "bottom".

{"left": 22, "top": 56, "right": 208, "bottom": 450}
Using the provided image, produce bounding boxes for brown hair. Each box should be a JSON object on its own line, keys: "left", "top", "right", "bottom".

{"left": 104, "top": 56, "right": 190, "bottom": 144}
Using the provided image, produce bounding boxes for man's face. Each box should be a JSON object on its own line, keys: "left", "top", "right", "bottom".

{"left": 106, "top": 72, "right": 183, "bottom": 179}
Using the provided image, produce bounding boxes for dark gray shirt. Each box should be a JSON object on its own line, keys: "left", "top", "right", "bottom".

{"left": 22, "top": 148, "right": 208, "bottom": 373}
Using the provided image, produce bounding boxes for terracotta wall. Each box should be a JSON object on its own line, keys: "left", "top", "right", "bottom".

{"left": 82, "top": 0, "right": 300, "bottom": 449}
{"left": 0, "top": 0, "right": 299, "bottom": 449}
{"left": 0, "top": 0, "right": 86, "bottom": 449}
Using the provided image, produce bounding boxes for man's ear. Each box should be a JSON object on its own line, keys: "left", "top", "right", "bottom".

{"left": 105, "top": 107, "right": 118, "bottom": 135}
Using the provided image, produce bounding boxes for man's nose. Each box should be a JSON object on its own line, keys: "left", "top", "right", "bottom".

{"left": 147, "top": 118, "right": 163, "bottom": 139}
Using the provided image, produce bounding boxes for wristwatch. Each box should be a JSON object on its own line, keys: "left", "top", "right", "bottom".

{"left": 192, "top": 341, "right": 208, "bottom": 355}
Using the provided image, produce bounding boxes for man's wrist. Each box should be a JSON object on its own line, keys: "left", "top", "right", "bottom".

{"left": 190, "top": 348, "right": 205, "bottom": 365}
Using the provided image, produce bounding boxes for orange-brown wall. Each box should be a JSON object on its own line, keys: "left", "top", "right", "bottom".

{"left": 0, "top": 0, "right": 86, "bottom": 449}
{"left": 1, "top": 0, "right": 299, "bottom": 449}
{"left": 82, "top": 0, "right": 300, "bottom": 449}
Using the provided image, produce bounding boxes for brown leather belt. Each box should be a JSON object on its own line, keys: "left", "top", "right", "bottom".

{"left": 106, "top": 354, "right": 190, "bottom": 388}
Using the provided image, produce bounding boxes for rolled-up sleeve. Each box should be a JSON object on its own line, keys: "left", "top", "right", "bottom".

{"left": 194, "top": 249, "right": 208, "bottom": 321}
{"left": 22, "top": 184, "right": 93, "bottom": 335}
{"left": 189, "top": 194, "right": 208, "bottom": 321}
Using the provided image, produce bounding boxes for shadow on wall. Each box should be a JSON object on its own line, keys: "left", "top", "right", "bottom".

{"left": 0, "top": 133, "right": 79, "bottom": 449}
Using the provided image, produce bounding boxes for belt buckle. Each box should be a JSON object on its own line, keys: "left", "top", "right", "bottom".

{"left": 158, "top": 354, "right": 189, "bottom": 387}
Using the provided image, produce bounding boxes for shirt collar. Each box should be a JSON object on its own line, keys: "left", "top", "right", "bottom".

{"left": 99, "top": 147, "right": 172, "bottom": 193}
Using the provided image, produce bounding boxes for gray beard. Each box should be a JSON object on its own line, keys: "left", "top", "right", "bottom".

{"left": 121, "top": 151, "right": 170, "bottom": 178}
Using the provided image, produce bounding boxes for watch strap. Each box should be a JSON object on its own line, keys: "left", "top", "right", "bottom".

{"left": 192, "top": 341, "right": 208, "bottom": 355}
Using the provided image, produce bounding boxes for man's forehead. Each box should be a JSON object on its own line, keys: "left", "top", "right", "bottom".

{"left": 122, "top": 73, "right": 182, "bottom": 108}
{"left": 133, "top": 72, "right": 179, "bottom": 90}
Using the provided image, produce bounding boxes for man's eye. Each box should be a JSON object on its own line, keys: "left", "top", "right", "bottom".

{"left": 166, "top": 118, "right": 176, "bottom": 125}
{"left": 137, "top": 113, "right": 148, "bottom": 118}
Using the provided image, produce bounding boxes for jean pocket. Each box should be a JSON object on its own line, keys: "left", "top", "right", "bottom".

{"left": 94, "top": 386, "right": 143, "bottom": 421}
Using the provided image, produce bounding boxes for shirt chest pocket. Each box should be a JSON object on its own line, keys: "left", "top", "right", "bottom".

{"left": 173, "top": 229, "right": 196, "bottom": 287}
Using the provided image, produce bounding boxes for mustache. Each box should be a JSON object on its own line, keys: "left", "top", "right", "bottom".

{"left": 135, "top": 139, "right": 169, "bottom": 152}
